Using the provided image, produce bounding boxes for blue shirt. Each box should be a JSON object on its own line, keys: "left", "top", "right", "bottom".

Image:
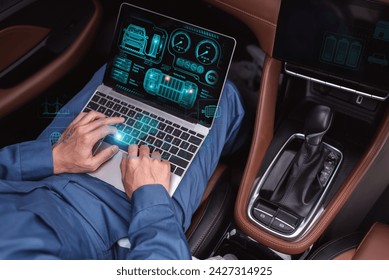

{"left": 0, "top": 139, "right": 191, "bottom": 259}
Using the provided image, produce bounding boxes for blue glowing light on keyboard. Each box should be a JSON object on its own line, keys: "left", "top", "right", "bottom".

{"left": 115, "top": 132, "right": 124, "bottom": 141}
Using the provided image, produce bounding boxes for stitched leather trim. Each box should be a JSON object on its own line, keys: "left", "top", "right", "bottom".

{"left": 308, "top": 232, "right": 362, "bottom": 260}
{"left": 234, "top": 56, "right": 281, "bottom": 246}
{"left": 186, "top": 163, "right": 227, "bottom": 238}
{"left": 191, "top": 182, "right": 230, "bottom": 255}
{"left": 333, "top": 249, "right": 356, "bottom": 260}
{"left": 0, "top": 0, "right": 102, "bottom": 118}
{"left": 186, "top": 199, "right": 208, "bottom": 240}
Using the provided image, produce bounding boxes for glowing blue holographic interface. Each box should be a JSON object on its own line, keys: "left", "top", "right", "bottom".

{"left": 104, "top": 4, "right": 236, "bottom": 127}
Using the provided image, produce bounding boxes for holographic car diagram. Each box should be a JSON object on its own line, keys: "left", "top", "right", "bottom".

{"left": 143, "top": 68, "right": 198, "bottom": 109}
{"left": 119, "top": 24, "right": 166, "bottom": 62}
{"left": 121, "top": 24, "right": 147, "bottom": 55}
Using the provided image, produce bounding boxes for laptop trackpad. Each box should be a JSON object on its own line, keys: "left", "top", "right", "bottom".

{"left": 88, "top": 142, "right": 179, "bottom": 196}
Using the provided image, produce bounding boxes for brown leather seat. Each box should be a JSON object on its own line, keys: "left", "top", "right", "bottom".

{"left": 185, "top": 163, "right": 236, "bottom": 259}
{"left": 309, "top": 222, "right": 389, "bottom": 260}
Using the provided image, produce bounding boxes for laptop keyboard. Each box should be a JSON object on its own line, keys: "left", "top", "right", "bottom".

{"left": 83, "top": 91, "right": 205, "bottom": 176}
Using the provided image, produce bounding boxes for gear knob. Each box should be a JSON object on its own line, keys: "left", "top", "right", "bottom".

{"left": 304, "top": 105, "right": 333, "bottom": 146}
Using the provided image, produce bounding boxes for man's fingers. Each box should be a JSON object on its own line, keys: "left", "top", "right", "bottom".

{"left": 67, "top": 112, "right": 88, "bottom": 128}
{"left": 87, "top": 125, "right": 118, "bottom": 144}
{"left": 162, "top": 159, "right": 171, "bottom": 167}
{"left": 77, "top": 111, "right": 107, "bottom": 126}
{"left": 84, "top": 116, "right": 124, "bottom": 134}
{"left": 138, "top": 145, "right": 150, "bottom": 158}
{"left": 150, "top": 150, "right": 162, "bottom": 160}
{"left": 92, "top": 145, "right": 119, "bottom": 169}
{"left": 120, "top": 153, "right": 127, "bottom": 182}
{"left": 127, "top": 144, "right": 138, "bottom": 159}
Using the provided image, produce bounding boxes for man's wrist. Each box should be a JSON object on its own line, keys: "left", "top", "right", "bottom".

{"left": 52, "top": 147, "right": 65, "bottom": 174}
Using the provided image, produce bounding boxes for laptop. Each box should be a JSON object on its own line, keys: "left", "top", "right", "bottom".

{"left": 82, "top": 3, "right": 236, "bottom": 195}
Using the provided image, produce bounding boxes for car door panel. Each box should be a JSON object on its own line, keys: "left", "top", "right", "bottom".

{"left": 0, "top": 0, "right": 102, "bottom": 118}
{"left": 0, "top": 25, "right": 49, "bottom": 72}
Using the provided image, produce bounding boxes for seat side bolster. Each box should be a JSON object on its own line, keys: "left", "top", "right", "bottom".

{"left": 353, "top": 222, "right": 389, "bottom": 260}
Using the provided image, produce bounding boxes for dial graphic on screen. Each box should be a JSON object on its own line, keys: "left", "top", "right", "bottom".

{"left": 195, "top": 39, "right": 219, "bottom": 65}
{"left": 171, "top": 31, "right": 191, "bottom": 53}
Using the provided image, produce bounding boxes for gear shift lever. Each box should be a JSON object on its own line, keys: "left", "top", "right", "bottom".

{"left": 270, "top": 105, "right": 333, "bottom": 217}
{"left": 305, "top": 105, "right": 333, "bottom": 146}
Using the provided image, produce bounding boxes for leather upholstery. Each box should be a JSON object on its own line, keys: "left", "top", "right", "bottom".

{"left": 0, "top": 25, "right": 50, "bottom": 72}
{"left": 199, "top": 164, "right": 228, "bottom": 205}
{"left": 308, "top": 232, "right": 363, "bottom": 260}
{"left": 309, "top": 222, "right": 389, "bottom": 260}
{"left": 353, "top": 223, "right": 389, "bottom": 260}
{"left": 205, "top": 0, "right": 281, "bottom": 56}
{"left": 186, "top": 163, "right": 235, "bottom": 259}
{"left": 0, "top": 0, "right": 102, "bottom": 118}
{"left": 333, "top": 249, "right": 357, "bottom": 260}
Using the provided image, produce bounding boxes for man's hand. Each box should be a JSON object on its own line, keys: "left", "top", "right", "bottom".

{"left": 120, "top": 145, "right": 171, "bottom": 199}
{"left": 52, "top": 111, "right": 124, "bottom": 174}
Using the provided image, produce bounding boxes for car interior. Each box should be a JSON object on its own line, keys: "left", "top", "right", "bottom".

{"left": 1, "top": 0, "right": 389, "bottom": 260}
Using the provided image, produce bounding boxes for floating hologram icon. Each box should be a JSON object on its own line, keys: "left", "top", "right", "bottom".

{"left": 49, "top": 132, "right": 62, "bottom": 145}
{"left": 201, "top": 105, "right": 220, "bottom": 118}
{"left": 42, "top": 97, "right": 70, "bottom": 117}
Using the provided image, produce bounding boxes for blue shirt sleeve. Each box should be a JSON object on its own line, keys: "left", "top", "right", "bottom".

{"left": 0, "top": 140, "right": 54, "bottom": 181}
{"left": 126, "top": 184, "right": 191, "bottom": 260}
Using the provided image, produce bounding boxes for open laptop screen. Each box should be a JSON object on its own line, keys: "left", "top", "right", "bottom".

{"left": 103, "top": 3, "right": 236, "bottom": 127}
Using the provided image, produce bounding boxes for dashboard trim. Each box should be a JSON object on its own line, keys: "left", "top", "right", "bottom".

{"left": 284, "top": 63, "right": 389, "bottom": 101}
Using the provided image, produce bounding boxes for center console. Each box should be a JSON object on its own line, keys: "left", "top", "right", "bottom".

{"left": 248, "top": 105, "right": 342, "bottom": 240}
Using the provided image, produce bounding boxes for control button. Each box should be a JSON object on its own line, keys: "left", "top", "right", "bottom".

{"left": 270, "top": 219, "right": 295, "bottom": 234}
{"left": 350, "top": 94, "right": 378, "bottom": 111}
{"left": 276, "top": 210, "right": 299, "bottom": 227}
{"left": 252, "top": 208, "right": 273, "bottom": 226}
{"left": 327, "top": 151, "right": 339, "bottom": 162}
{"left": 324, "top": 160, "right": 335, "bottom": 169}
{"left": 319, "top": 171, "right": 331, "bottom": 186}
{"left": 254, "top": 201, "right": 277, "bottom": 216}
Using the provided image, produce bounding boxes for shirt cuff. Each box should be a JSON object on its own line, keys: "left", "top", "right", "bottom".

{"left": 130, "top": 184, "right": 172, "bottom": 215}
{"left": 19, "top": 140, "right": 54, "bottom": 180}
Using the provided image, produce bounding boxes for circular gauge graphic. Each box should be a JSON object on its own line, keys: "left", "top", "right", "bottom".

{"left": 171, "top": 31, "right": 191, "bottom": 53}
{"left": 205, "top": 70, "right": 219, "bottom": 85}
{"left": 195, "top": 39, "right": 219, "bottom": 65}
